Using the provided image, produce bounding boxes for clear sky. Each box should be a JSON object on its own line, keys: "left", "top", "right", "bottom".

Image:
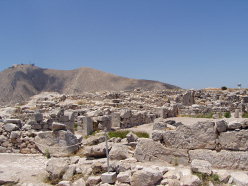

{"left": 0, "top": 0, "right": 247, "bottom": 89}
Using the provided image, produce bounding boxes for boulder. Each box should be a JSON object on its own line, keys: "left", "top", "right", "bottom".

{"left": 109, "top": 144, "right": 130, "bottom": 160}
{"left": 215, "top": 120, "right": 227, "bottom": 133}
{"left": 189, "top": 149, "right": 248, "bottom": 170}
{"left": 126, "top": 132, "right": 138, "bottom": 143}
{"left": 162, "top": 121, "right": 217, "bottom": 150}
{"left": 72, "top": 178, "right": 86, "bottom": 186}
{"left": 130, "top": 167, "right": 163, "bottom": 186}
{"left": 134, "top": 138, "right": 189, "bottom": 165}
{"left": 231, "top": 172, "right": 248, "bottom": 186}
{"left": 227, "top": 122, "right": 242, "bottom": 130}
{"left": 219, "top": 130, "right": 248, "bottom": 151}
{"left": 52, "top": 122, "right": 67, "bottom": 131}
{"left": 3, "top": 123, "right": 19, "bottom": 132}
{"left": 46, "top": 157, "right": 70, "bottom": 180}
{"left": 86, "top": 176, "right": 101, "bottom": 186}
{"left": 117, "top": 171, "right": 131, "bottom": 183}
{"left": 84, "top": 142, "right": 112, "bottom": 158}
{"left": 180, "top": 175, "right": 202, "bottom": 186}
{"left": 191, "top": 159, "right": 212, "bottom": 175}
{"left": 35, "top": 130, "right": 79, "bottom": 156}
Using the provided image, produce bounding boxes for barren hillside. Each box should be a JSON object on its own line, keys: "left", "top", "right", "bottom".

{"left": 0, "top": 64, "right": 179, "bottom": 105}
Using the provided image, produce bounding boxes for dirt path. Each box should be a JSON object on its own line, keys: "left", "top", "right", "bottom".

{"left": 0, "top": 153, "right": 49, "bottom": 185}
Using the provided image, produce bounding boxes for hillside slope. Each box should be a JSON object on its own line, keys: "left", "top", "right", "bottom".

{"left": 0, "top": 64, "right": 179, "bottom": 105}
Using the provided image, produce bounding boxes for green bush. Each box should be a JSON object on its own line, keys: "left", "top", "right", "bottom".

{"left": 221, "top": 86, "right": 227, "bottom": 90}
{"left": 242, "top": 112, "right": 248, "bottom": 118}
{"left": 134, "top": 131, "right": 149, "bottom": 138}
{"left": 224, "top": 112, "right": 231, "bottom": 118}
{"left": 194, "top": 172, "right": 221, "bottom": 185}
{"left": 108, "top": 130, "right": 149, "bottom": 139}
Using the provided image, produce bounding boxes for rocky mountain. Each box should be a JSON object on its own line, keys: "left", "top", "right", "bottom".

{"left": 0, "top": 64, "right": 179, "bottom": 105}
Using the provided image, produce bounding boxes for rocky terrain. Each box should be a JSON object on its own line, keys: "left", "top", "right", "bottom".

{"left": 0, "top": 64, "right": 178, "bottom": 106}
{"left": 1, "top": 88, "right": 248, "bottom": 185}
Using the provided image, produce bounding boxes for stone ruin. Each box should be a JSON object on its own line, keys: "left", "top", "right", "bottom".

{"left": 1, "top": 89, "right": 248, "bottom": 185}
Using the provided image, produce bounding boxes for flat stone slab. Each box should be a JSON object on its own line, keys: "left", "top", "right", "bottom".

{"left": 0, "top": 153, "right": 49, "bottom": 185}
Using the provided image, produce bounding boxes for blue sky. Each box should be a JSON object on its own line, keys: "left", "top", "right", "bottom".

{"left": 0, "top": 0, "right": 247, "bottom": 89}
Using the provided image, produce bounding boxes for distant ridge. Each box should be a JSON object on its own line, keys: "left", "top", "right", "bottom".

{"left": 0, "top": 64, "right": 180, "bottom": 105}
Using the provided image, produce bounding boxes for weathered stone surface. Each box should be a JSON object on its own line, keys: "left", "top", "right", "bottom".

{"left": 182, "top": 91, "right": 195, "bottom": 106}
{"left": 35, "top": 130, "right": 79, "bottom": 156}
{"left": 215, "top": 120, "right": 227, "bottom": 133}
{"left": 228, "top": 122, "right": 242, "bottom": 130}
{"left": 130, "top": 167, "right": 163, "bottom": 186}
{"left": 126, "top": 132, "right": 138, "bottom": 143}
{"left": 189, "top": 149, "right": 248, "bottom": 170}
{"left": 231, "top": 172, "right": 248, "bottom": 186}
{"left": 3, "top": 123, "right": 19, "bottom": 132}
{"left": 152, "top": 130, "right": 164, "bottom": 142}
{"left": 180, "top": 175, "right": 202, "bottom": 186}
{"left": 191, "top": 159, "right": 212, "bottom": 175}
{"left": 219, "top": 130, "right": 248, "bottom": 151}
{"left": 162, "top": 121, "right": 217, "bottom": 150}
{"left": 134, "top": 138, "right": 189, "bottom": 165}
{"left": 84, "top": 142, "right": 111, "bottom": 158}
{"left": 117, "top": 171, "right": 131, "bottom": 183}
{"left": 46, "top": 158, "right": 70, "bottom": 180}
{"left": 62, "top": 165, "right": 76, "bottom": 181}
{"left": 86, "top": 176, "right": 101, "bottom": 186}
{"left": 101, "top": 172, "right": 117, "bottom": 184}
{"left": 109, "top": 144, "right": 129, "bottom": 160}
{"left": 72, "top": 178, "right": 86, "bottom": 186}
{"left": 52, "top": 122, "right": 67, "bottom": 131}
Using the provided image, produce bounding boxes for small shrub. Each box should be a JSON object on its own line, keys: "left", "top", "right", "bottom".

{"left": 134, "top": 131, "right": 149, "bottom": 138}
{"left": 180, "top": 113, "right": 213, "bottom": 118}
{"left": 221, "top": 86, "right": 228, "bottom": 90}
{"left": 74, "top": 123, "right": 78, "bottom": 130}
{"left": 194, "top": 172, "right": 221, "bottom": 185}
{"left": 108, "top": 130, "right": 149, "bottom": 139}
{"left": 108, "top": 130, "right": 129, "bottom": 139}
{"left": 224, "top": 112, "right": 231, "bottom": 118}
{"left": 44, "top": 149, "right": 51, "bottom": 159}
{"left": 242, "top": 112, "right": 248, "bottom": 118}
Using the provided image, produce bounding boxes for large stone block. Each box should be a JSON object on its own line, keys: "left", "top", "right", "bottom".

{"left": 219, "top": 130, "right": 248, "bottom": 151}
{"left": 162, "top": 121, "right": 217, "bottom": 150}
{"left": 35, "top": 130, "right": 79, "bottom": 156}
{"left": 189, "top": 149, "right": 248, "bottom": 170}
{"left": 111, "top": 113, "right": 121, "bottom": 128}
{"left": 134, "top": 138, "right": 189, "bottom": 165}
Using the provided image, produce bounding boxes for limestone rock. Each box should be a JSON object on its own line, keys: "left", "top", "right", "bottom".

{"left": 130, "top": 167, "right": 163, "bottom": 186}
{"left": 134, "top": 138, "right": 189, "bottom": 165}
{"left": 3, "top": 123, "right": 19, "bottom": 132}
{"left": 215, "top": 120, "right": 227, "bottom": 133}
{"left": 189, "top": 149, "right": 248, "bottom": 170}
{"left": 117, "top": 171, "right": 131, "bottom": 183}
{"left": 126, "top": 132, "right": 138, "bottom": 143}
{"left": 86, "top": 176, "right": 101, "bottom": 186}
{"left": 219, "top": 130, "right": 248, "bottom": 151}
{"left": 72, "top": 178, "right": 86, "bottom": 186}
{"left": 84, "top": 142, "right": 111, "bottom": 158}
{"left": 180, "top": 175, "right": 202, "bottom": 186}
{"left": 162, "top": 121, "right": 217, "bottom": 150}
{"left": 35, "top": 130, "right": 79, "bottom": 156}
{"left": 191, "top": 159, "right": 212, "bottom": 175}
{"left": 228, "top": 122, "right": 242, "bottom": 130}
{"left": 52, "top": 122, "right": 67, "bottom": 131}
{"left": 231, "top": 172, "right": 248, "bottom": 186}
{"left": 109, "top": 144, "right": 129, "bottom": 160}
{"left": 46, "top": 157, "right": 70, "bottom": 180}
